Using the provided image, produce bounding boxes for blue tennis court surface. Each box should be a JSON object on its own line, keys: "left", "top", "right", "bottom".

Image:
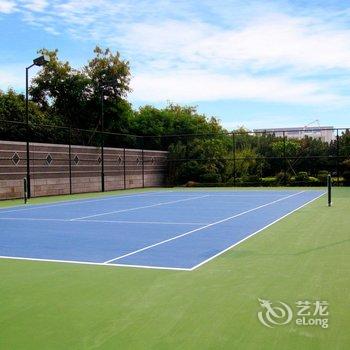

{"left": 0, "top": 189, "right": 325, "bottom": 271}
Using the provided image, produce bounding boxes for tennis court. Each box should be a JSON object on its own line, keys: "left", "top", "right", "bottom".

{"left": 0, "top": 189, "right": 325, "bottom": 270}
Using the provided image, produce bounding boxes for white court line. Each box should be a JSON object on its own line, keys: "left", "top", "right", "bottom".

{"left": 0, "top": 217, "right": 70, "bottom": 222}
{"left": 0, "top": 191, "right": 325, "bottom": 272}
{"left": 70, "top": 195, "right": 210, "bottom": 221}
{"left": 202, "top": 194, "right": 293, "bottom": 197}
{"left": 80, "top": 219, "right": 207, "bottom": 225}
{"left": 0, "top": 217, "right": 206, "bottom": 226}
{"left": 190, "top": 191, "right": 326, "bottom": 270}
{"left": 0, "top": 189, "right": 310, "bottom": 214}
{"left": 0, "top": 191, "right": 162, "bottom": 214}
{"left": 103, "top": 191, "right": 306, "bottom": 264}
{"left": 0, "top": 255, "right": 191, "bottom": 271}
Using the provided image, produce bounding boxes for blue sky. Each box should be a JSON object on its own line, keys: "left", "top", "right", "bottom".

{"left": 1, "top": 0, "right": 350, "bottom": 130}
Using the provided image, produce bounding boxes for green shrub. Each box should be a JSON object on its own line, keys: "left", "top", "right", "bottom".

{"left": 308, "top": 177, "right": 321, "bottom": 186}
{"left": 275, "top": 171, "right": 291, "bottom": 185}
{"left": 342, "top": 159, "right": 350, "bottom": 169}
{"left": 184, "top": 181, "right": 200, "bottom": 187}
{"left": 177, "top": 160, "right": 203, "bottom": 184}
{"left": 317, "top": 170, "right": 329, "bottom": 184}
{"left": 199, "top": 172, "right": 222, "bottom": 184}
{"left": 241, "top": 174, "right": 261, "bottom": 185}
{"left": 343, "top": 170, "right": 350, "bottom": 185}
{"left": 295, "top": 171, "right": 309, "bottom": 182}
{"left": 261, "top": 177, "right": 278, "bottom": 186}
{"left": 226, "top": 177, "right": 237, "bottom": 185}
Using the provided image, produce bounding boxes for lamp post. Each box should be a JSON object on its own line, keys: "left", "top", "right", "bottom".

{"left": 98, "top": 76, "right": 114, "bottom": 192}
{"left": 25, "top": 55, "right": 50, "bottom": 199}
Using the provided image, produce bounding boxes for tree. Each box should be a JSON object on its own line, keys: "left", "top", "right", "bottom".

{"left": 29, "top": 49, "right": 90, "bottom": 129}
{"left": 29, "top": 47, "right": 132, "bottom": 133}
{"left": 83, "top": 47, "right": 132, "bottom": 135}
{"left": 294, "top": 137, "right": 332, "bottom": 176}
{"left": 0, "top": 89, "right": 57, "bottom": 142}
{"left": 131, "top": 103, "right": 226, "bottom": 150}
{"left": 271, "top": 139, "right": 301, "bottom": 158}
{"left": 84, "top": 46, "right": 131, "bottom": 100}
{"left": 168, "top": 137, "right": 230, "bottom": 184}
{"left": 234, "top": 148, "right": 258, "bottom": 178}
{"left": 339, "top": 129, "right": 350, "bottom": 158}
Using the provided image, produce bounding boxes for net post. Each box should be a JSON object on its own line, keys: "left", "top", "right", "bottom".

{"left": 327, "top": 174, "right": 332, "bottom": 207}
{"left": 23, "top": 177, "right": 28, "bottom": 204}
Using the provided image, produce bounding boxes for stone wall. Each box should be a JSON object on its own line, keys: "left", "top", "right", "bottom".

{"left": 0, "top": 140, "right": 168, "bottom": 199}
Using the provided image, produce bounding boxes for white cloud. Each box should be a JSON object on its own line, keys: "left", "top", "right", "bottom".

{"left": 120, "top": 15, "right": 350, "bottom": 73}
{"left": 130, "top": 70, "right": 343, "bottom": 105}
{"left": 19, "top": 0, "right": 48, "bottom": 12}
{"left": 7, "top": 1, "right": 350, "bottom": 74}
{"left": 0, "top": 0, "right": 16, "bottom": 13}
{"left": 222, "top": 116, "right": 311, "bottom": 131}
{"left": 3, "top": 1, "right": 350, "bottom": 108}
{"left": 0, "top": 63, "right": 44, "bottom": 92}
{"left": 0, "top": 65, "right": 24, "bottom": 90}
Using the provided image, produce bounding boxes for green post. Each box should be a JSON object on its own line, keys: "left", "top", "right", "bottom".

{"left": 23, "top": 178, "right": 28, "bottom": 204}
{"left": 327, "top": 174, "right": 332, "bottom": 207}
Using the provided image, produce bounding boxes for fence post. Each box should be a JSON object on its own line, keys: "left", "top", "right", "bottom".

{"left": 69, "top": 127, "right": 72, "bottom": 194}
{"left": 185, "top": 136, "right": 189, "bottom": 163}
{"left": 123, "top": 147, "right": 126, "bottom": 190}
{"left": 232, "top": 132, "right": 236, "bottom": 186}
{"left": 100, "top": 91, "right": 105, "bottom": 192}
{"left": 283, "top": 131, "right": 287, "bottom": 185}
{"left": 336, "top": 128, "right": 340, "bottom": 186}
{"left": 141, "top": 137, "right": 145, "bottom": 188}
{"left": 26, "top": 139, "right": 31, "bottom": 198}
{"left": 101, "top": 131, "right": 105, "bottom": 192}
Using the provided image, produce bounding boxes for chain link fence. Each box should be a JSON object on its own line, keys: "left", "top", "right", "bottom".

{"left": 0, "top": 120, "right": 349, "bottom": 200}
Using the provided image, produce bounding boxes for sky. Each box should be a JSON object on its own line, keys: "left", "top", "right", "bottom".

{"left": 0, "top": 0, "right": 350, "bottom": 130}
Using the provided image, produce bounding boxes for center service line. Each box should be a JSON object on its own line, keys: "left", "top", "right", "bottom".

{"left": 70, "top": 195, "right": 210, "bottom": 221}
{"left": 104, "top": 191, "right": 305, "bottom": 264}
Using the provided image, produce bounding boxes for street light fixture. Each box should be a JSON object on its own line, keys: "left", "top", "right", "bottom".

{"left": 25, "top": 55, "right": 50, "bottom": 199}
{"left": 33, "top": 54, "right": 50, "bottom": 67}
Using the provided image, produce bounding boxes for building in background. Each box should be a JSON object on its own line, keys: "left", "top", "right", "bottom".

{"left": 253, "top": 126, "right": 335, "bottom": 143}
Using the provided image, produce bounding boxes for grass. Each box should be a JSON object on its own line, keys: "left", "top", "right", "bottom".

{"left": 0, "top": 187, "right": 349, "bottom": 349}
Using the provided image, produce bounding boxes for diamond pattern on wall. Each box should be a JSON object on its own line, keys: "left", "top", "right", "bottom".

{"left": 117, "top": 155, "right": 123, "bottom": 165}
{"left": 12, "top": 152, "right": 20, "bottom": 165}
{"left": 46, "top": 154, "right": 53, "bottom": 165}
{"left": 73, "top": 155, "right": 80, "bottom": 165}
